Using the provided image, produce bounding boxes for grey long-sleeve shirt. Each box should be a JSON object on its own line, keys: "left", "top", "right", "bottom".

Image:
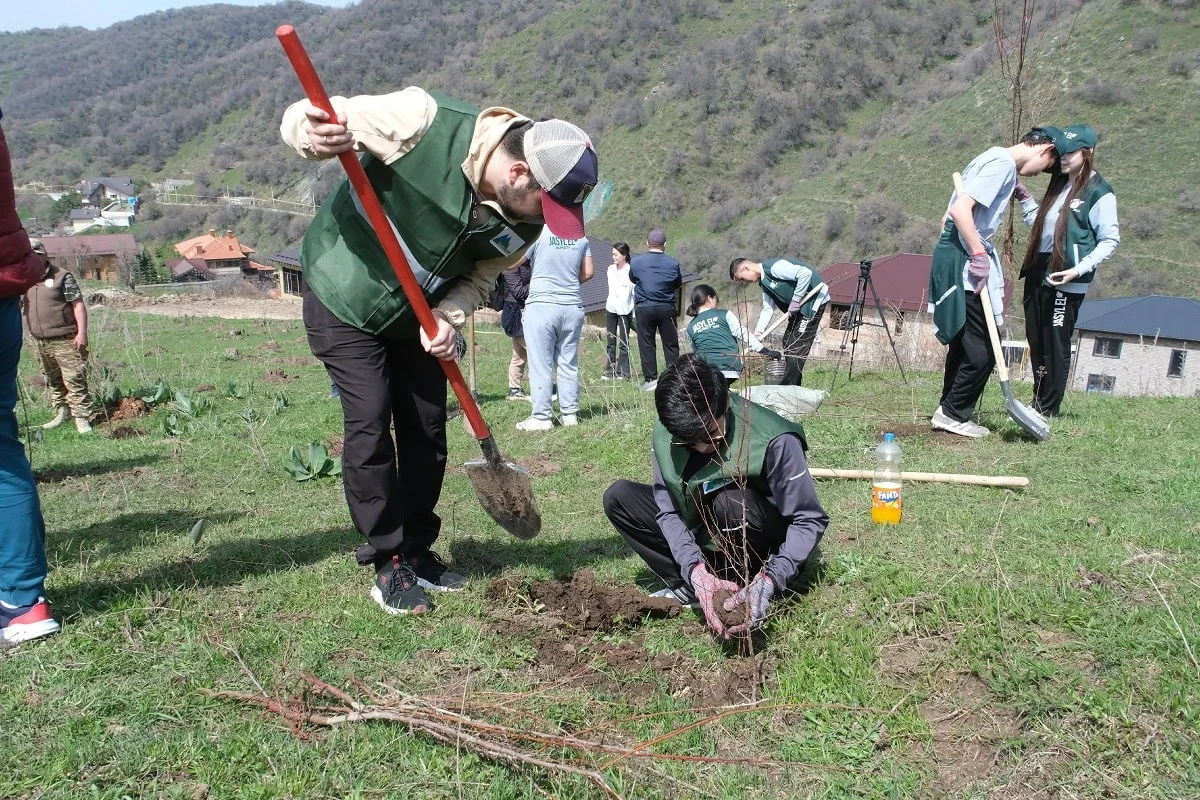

{"left": 652, "top": 433, "right": 829, "bottom": 589}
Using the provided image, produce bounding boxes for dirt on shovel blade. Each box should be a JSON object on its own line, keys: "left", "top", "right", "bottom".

{"left": 466, "top": 458, "right": 541, "bottom": 539}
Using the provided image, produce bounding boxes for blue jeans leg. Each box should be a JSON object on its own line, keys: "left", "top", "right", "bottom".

{"left": 0, "top": 298, "right": 49, "bottom": 607}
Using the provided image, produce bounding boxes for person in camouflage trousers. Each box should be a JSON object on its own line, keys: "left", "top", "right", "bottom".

{"left": 21, "top": 239, "right": 95, "bottom": 433}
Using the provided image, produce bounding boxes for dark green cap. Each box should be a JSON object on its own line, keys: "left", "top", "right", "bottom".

{"left": 1055, "top": 125, "right": 1097, "bottom": 155}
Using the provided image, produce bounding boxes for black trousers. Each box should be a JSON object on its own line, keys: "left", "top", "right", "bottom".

{"left": 634, "top": 303, "right": 680, "bottom": 382}
{"left": 940, "top": 290, "right": 995, "bottom": 423}
{"left": 781, "top": 304, "right": 826, "bottom": 386}
{"left": 1024, "top": 265, "right": 1083, "bottom": 417}
{"left": 605, "top": 311, "right": 633, "bottom": 378}
{"left": 304, "top": 288, "right": 446, "bottom": 566}
{"left": 602, "top": 479, "right": 786, "bottom": 590}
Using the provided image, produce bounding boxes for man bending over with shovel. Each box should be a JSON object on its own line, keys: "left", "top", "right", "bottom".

{"left": 281, "top": 89, "right": 597, "bottom": 616}
{"left": 729, "top": 257, "right": 828, "bottom": 387}
{"left": 603, "top": 354, "right": 829, "bottom": 638}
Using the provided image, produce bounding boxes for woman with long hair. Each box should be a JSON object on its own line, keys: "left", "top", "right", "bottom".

{"left": 684, "top": 284, "right": 780, "bottom": 383}
{"left": 603, "top": 242, "right": 634, "bottom": 380}
{"left": 1019, "top": 125, "right": 1119, "bottom": 416}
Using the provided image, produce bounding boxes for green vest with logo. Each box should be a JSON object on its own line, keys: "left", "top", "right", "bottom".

{"left": 652, "top": 394, "right": 806, "bottom": 548}
{"left": 1054, "top": 173, "right": 1114, "bottom": 287}
{"left": 760, "top": 258, "right": 820, "bottom": 316}
{"left": 687, "top": 308, "right": 742, "bottom": 374}
{"left": 301, "top": 94, "right": 543, "bottom": 336}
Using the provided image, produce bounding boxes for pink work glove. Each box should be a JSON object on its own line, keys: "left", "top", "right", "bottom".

{"left": 724, "top": 570, "right": 777, "bottom": 636}
{"left": 689, "top": 562, "right": 741, "bottom": 638}
{"left": 967, "top": 252, "right": 991, "bottom": 289}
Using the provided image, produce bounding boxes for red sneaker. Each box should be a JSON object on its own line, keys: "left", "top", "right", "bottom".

{"left": 0, "top": 597, "right": 61, "bottom": 643}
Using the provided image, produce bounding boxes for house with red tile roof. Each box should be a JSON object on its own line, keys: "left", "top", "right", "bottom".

{"left": 173, "top": 229, "right": 271, "bottom": 283}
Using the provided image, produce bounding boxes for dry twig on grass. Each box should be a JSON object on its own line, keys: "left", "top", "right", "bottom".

{"left": 201, "top": 672, "right": 862, "bottom": 795}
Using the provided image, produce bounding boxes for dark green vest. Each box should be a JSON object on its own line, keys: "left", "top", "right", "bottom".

{"left": 687, "top": 308, "right": 742, "bottom": 374}
{"left": 1055, "top": 173, "right": 1114, "bottom": 287}
{"left": 760, "top": 258, "right": 820, "bottom": 316}
{"left": 930, "top": 220, "right": 968, "bottom": 345}
{"left": 652, "top": 395, "right": 807, "bottom": 547}
{"left": 300, "top": 94, "right": 543, "bottom": 336}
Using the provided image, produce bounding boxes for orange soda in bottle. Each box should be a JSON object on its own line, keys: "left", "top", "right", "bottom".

{"left": 871, "top": 432, "right": 902, "bottom": 524}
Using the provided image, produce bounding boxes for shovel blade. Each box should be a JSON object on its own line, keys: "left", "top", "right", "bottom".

{"left": 1000, "top": 381, "right": 1051, "bottom": 442}
{"left": 465, "top": 458, "right": 541, "bottom": 539}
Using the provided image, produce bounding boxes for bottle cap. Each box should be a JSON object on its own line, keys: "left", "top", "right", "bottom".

{"left": 883, "top": 432, "right": 895, "bottom": 441}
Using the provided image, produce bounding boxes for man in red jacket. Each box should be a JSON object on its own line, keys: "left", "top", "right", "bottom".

{"left": 0, "top": 108, "right": 61, "bottom": 642}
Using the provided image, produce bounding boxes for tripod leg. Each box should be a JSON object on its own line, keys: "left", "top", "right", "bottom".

{"left": 865, "top": 275, "right": 908, "bottom": 382}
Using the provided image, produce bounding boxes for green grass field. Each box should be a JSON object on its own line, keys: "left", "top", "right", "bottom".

{"left": 1, "top": 308, "right": 1197, "bottom": 799}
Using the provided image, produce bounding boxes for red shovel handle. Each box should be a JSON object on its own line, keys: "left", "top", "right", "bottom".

{"left": 276, "top": 25, "right": 491, "bottom": 441}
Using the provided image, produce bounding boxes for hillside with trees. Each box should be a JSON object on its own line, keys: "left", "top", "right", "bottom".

{"left": 2, "top": 0, "right": 1197, "bottom": 298}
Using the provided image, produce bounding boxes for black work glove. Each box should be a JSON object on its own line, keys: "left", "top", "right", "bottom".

{"left": 761, "top": 348, "right": 782, "bottom": 360}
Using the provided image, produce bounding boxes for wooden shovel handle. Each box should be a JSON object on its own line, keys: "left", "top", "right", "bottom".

{"left": 276, "top": 25, "right": 491, "bottom": 440}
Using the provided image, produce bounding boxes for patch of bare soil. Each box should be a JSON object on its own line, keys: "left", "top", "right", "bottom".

{"left": 485, "top": 570, "right": 775, "bottom": 707}
{"left": 873, "top": 421, "right": 972, "bottom": 445}
{"left": 118, "top": 296, "right": 303, "bottom": 321}
{"left": 258, "top": 340, "right": 281, "bottom": 352}
{"left": 919, "top": 674, "right": 1021, "bottom": 793}
{"left": 26, "top": 374, "right": 48, "bottom": 389}
{"left": 193, "top": 383, "right": 216, "bottom": 393}
{"left": 36, "top": 465, "right": 150, "bottom": 484}
{"left": 262, "top": 369, "right": 296, "bottom": 384}
{"left": 876, "top": 632, "right": 955, "bottom": 680}
{"left": 105, "top": 397, "right": 151, "bottom": 422}
{"left": 281, "top": 356, "right": 318, "bottom": 367}
{"left": 108, "top": 426, "right": 143, "bottom": 439}
{"left": 144, "top": 345, "right": 167, "bottom": 357}
{"left": 326, "top": 434, "right": 344, "bottom": 458}
{"left": 516, "top": 454, "right": 562, "bottom": 477}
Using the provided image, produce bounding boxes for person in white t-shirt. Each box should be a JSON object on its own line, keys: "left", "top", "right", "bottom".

{"left": 602, "top": 242, "right": 635, "bottom": 380}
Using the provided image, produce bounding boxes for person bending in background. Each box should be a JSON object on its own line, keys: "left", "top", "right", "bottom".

{"left": 1019, "top": 124, "right": 1118, "bottom": 417}
{"left": 684, "top": 284, "right": 780, "bottom": 384}
{"left": 928, "top": 127, "right": 1058, "bottom": 438}
{"left": 629, "top": 228, "right": 682, "bottom": 392}
{"left": 0, "top": 108, "right": 60, "bottom": 643}
{"left": 603, "top": 354, "right": 828, "bottom": 639}
{"left": 602, "top": 242, "right": 634, "bottom": 381}
{"left": 729, "top": 257, "right": 828, "bottom": 387}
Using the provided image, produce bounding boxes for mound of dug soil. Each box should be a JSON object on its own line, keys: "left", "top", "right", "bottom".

{"left": 488, "top": 569, "right": 680, "bottom": 632}
{"left": 106, "top": 397, "right": 150, "bottom": 421}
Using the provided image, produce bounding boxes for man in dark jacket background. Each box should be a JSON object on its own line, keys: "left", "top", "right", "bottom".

{"left": 630, "top": 227, "right": 682, "bottom": 391}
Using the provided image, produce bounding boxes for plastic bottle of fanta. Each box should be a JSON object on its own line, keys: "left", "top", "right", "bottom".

{"left": 872, "top": 433, "right": 902, "bottom": 524}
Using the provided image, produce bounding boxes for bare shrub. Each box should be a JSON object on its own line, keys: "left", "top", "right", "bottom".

{"left": 1167, "top": 52, "right": 1194, "bottom": 77}
{"left": 1178, "top": 189, "right": 1200, "bottom": 213}
{"left": 1129, "top": 28, "right": 1158, "bottom": 53}
{"left": 652, "top": 186, "right": 685, "bottom": 219}
{"left": 1076, "top": 78, "right": 1129, "bottom": 107}
{"left": 825, "top": 207, "right": 846, "bottom": 241}
{"left": 673, "top": 238, "right": 725, "bottom": 274}
{"left": 706, "top": 198, "right": 754, "bottom": 232}
{"left": 1124, "top": 207, "right": 1161, "bottom": 239}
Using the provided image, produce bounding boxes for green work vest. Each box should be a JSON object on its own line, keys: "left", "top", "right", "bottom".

{"left": 1056, "top": 173, "right": 1114, "bottom": 287}
{"left": 760, "top": 258, "right": 820, "bottom": 317}
{"left": 687, "top": 309, "right": 742, "bottom": 374}
{"left": 929, "top": 220, "right": 968, "bottom": 345}
{"left": 652, "top": 395, "right": 807, "bottom": 546}
{"left": 300, "top": 94, "right": 544, "bottom": 336}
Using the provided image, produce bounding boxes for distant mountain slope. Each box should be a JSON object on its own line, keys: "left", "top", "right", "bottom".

{"left": 2, "top": 0, "right": 1196, "bottom": 297}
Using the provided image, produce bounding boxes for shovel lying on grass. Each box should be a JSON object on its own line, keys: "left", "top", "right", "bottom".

{"left": 277, "top": 25, "right": 541, "bottom": 538}
{"left": 953, "top": 172, "right": 1050, "bottom": 442}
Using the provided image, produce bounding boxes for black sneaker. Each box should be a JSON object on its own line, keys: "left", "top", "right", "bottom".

{"left": 408, "top": 551, "right": 468, "bottom": 592}
{"left": 371, "top": 556, "right": 431, "bottom": 615}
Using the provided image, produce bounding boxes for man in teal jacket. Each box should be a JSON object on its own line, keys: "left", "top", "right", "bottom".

{"left": 281, "top": 89, "right": 597, "bottom": 616}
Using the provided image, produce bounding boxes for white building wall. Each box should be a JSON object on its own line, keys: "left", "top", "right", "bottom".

{"left": 1070, "top": 333, "right": 1198, "bottom": 397}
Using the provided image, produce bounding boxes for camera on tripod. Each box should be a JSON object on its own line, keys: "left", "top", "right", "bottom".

{"left": 859, "top": 259, "right": 873, "bottom": 278}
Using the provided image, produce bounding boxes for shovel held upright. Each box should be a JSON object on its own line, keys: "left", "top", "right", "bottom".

{"left": 276, "top": 25, "right": 542, "bottom": 538}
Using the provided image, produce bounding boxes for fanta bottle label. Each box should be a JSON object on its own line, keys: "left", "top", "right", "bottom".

{"left": 871, "top": 481, "right": 902, "bottom": 524}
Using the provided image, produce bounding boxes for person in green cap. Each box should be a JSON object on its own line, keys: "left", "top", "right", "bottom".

{"left": 1018, "top": 124, "right": 1118, "bottom": 416}
{"left": 927, "top": 128, "right": 1059, "bottom": 437}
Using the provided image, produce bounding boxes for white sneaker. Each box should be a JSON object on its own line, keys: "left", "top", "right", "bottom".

{"left": 650, "top": 585, "right": 700, "bottom": 609}
{"left": 42, "top": 408, "right": 69, "bottom": 429}
{"left": 641, "top": 379, "right": 658, "bottom": 392}
{"left": 516, "top": 416, "right": 553, "bottom": 432}
{"left": 561, "top": 413, "right": 578, "bottom": 427}
{"left": 931, "top": 408, "right": 989, "bottom": 438}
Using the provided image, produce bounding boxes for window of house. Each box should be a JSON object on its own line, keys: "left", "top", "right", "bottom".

{"left": 1168, "top": 349, "right": 1187, "bottom": 378}
{"left": 1085, "top": 373, "right": 1116, "bottom": 394}
{"left": 1092, "top": 337, "right": 1123, "bottom": 358}
{"left": 827, "top": 305, "right": 851, "bottom": 330}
